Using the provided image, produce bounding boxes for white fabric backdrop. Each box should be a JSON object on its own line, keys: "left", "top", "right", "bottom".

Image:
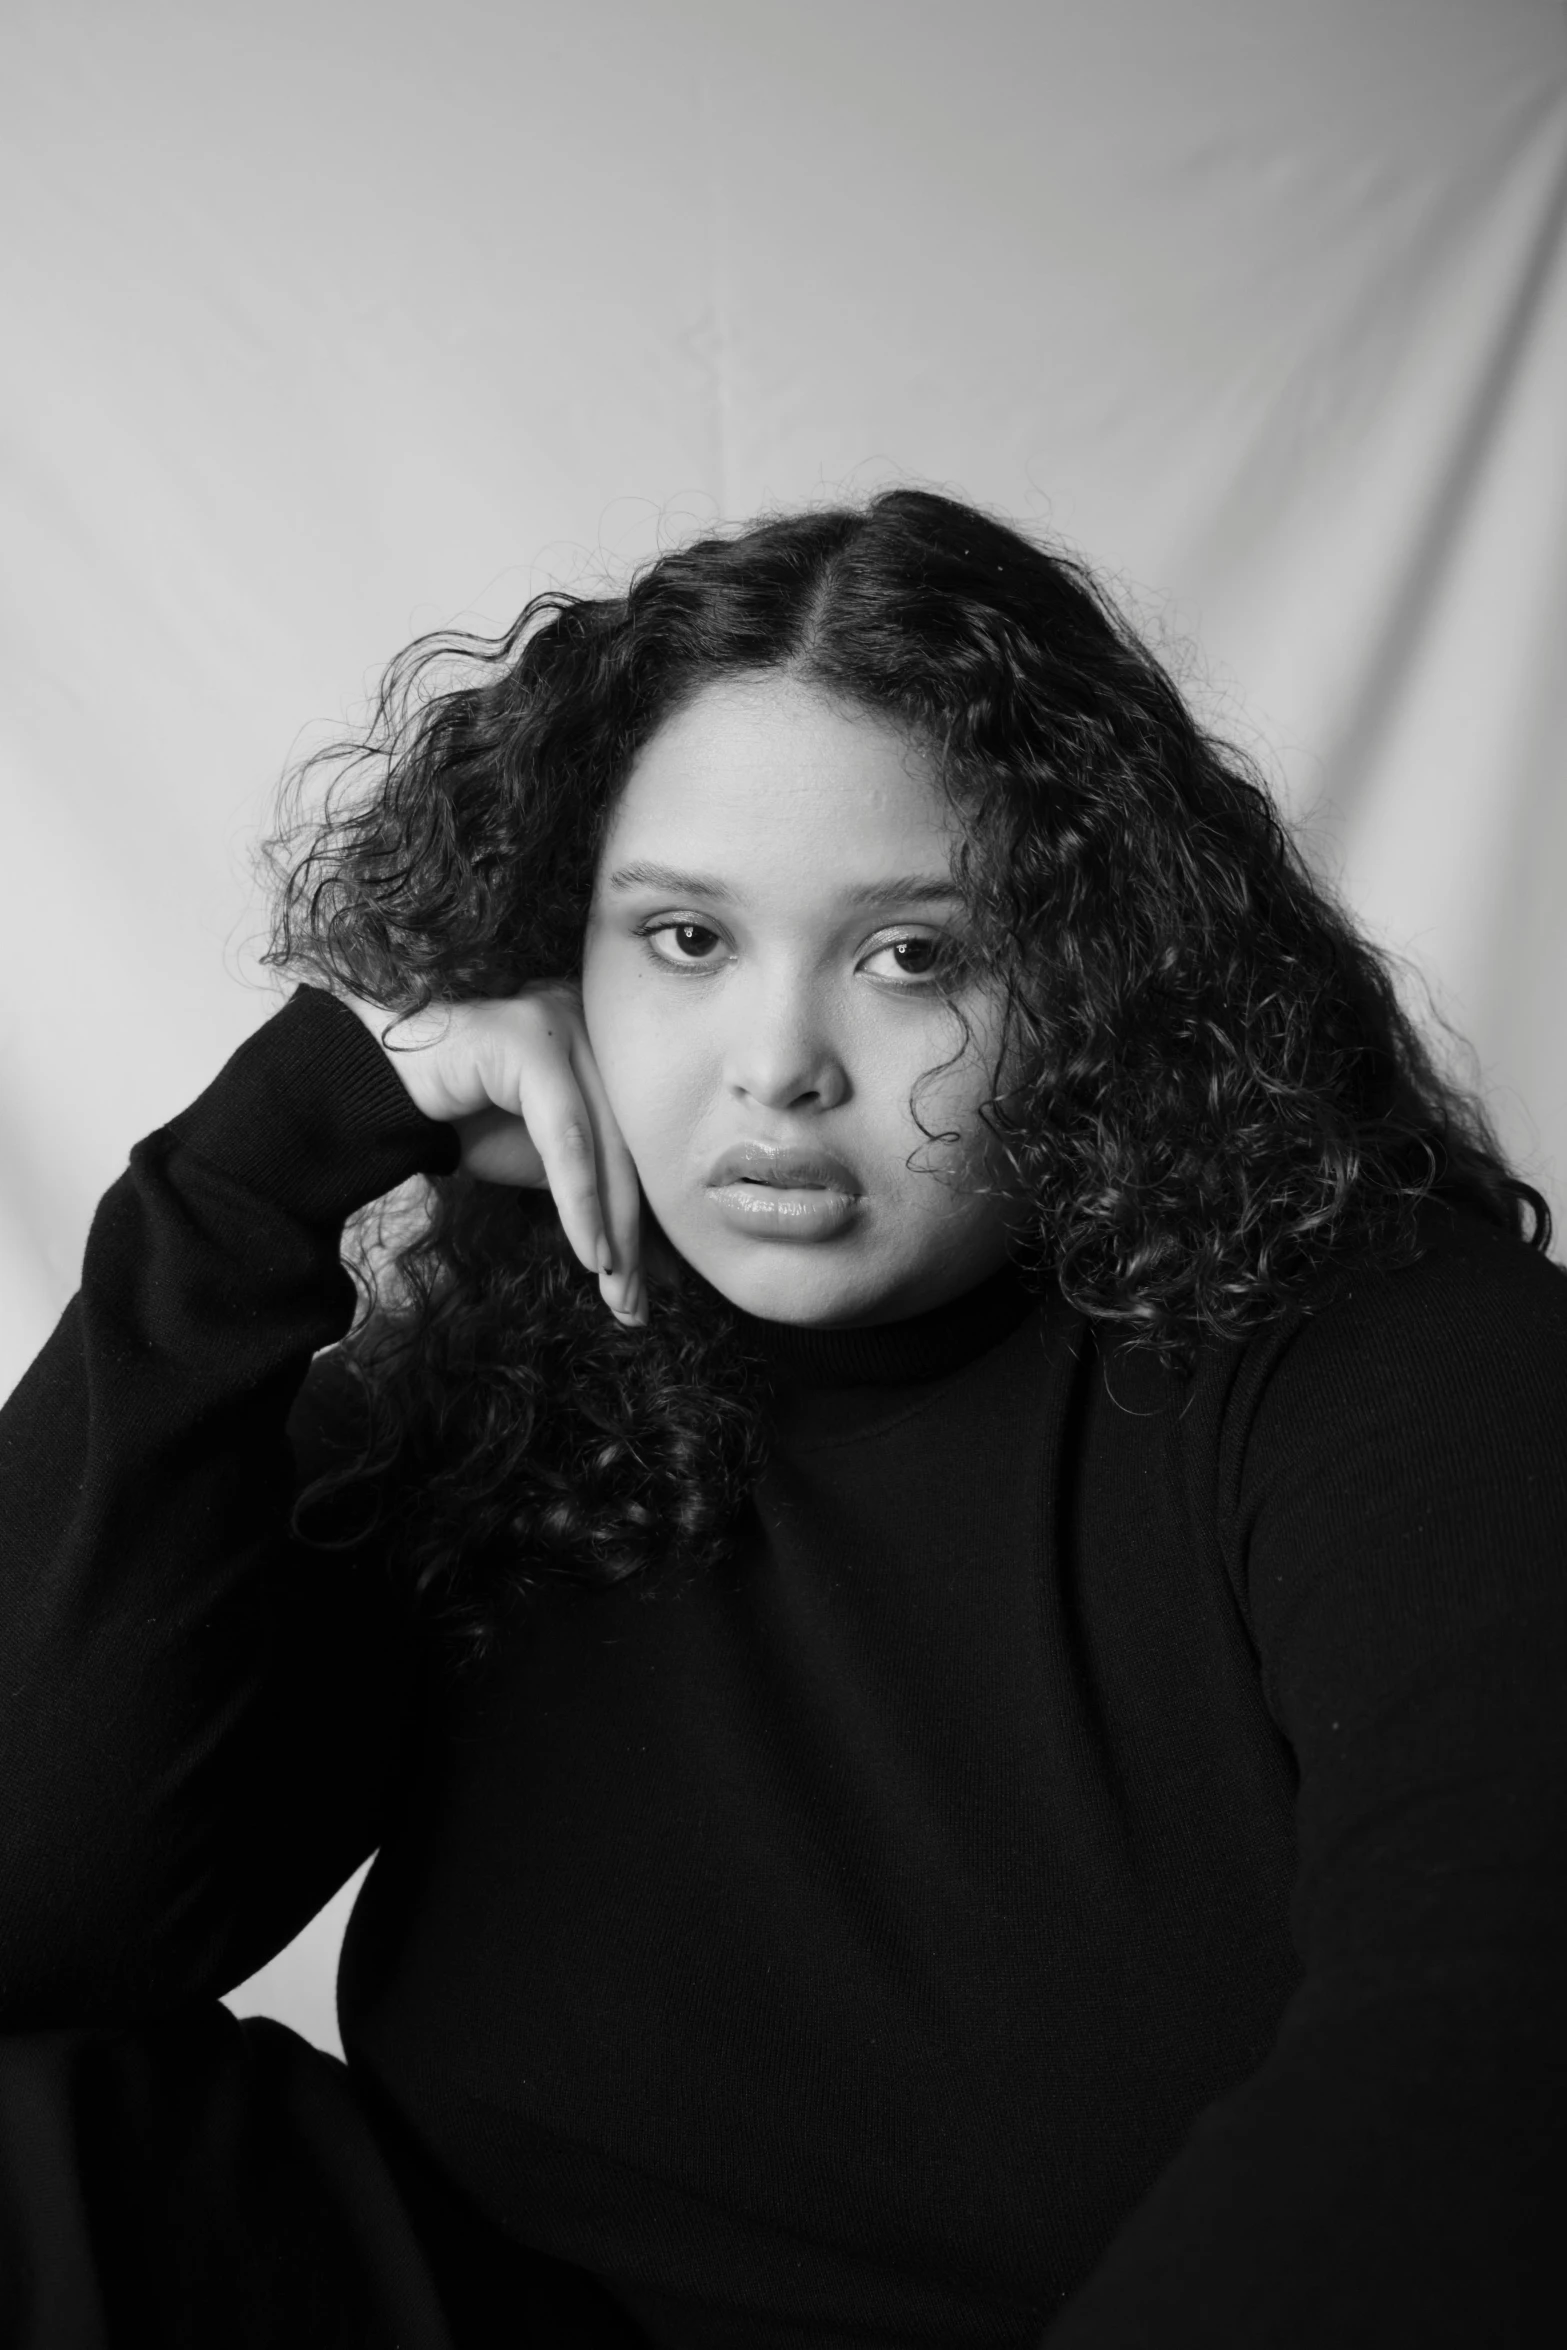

{"left": 3, "top": 0, "right": 1564, "bottom": 2052}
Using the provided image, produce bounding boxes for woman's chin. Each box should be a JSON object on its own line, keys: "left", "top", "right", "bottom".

{"left": 658, "top": 1226, "right": 889, "bottom": 1328}
{"left": 734, "top": 1254, "right": 975, "bottom": 1331}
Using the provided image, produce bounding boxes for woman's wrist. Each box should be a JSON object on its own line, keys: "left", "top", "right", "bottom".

{"left": 159, "top": 985, "right": 460, "bottom": 1228}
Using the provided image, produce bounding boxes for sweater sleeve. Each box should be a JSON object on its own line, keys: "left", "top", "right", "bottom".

{"left": 1047, "top": 1212, "right": 1567, "bottom": 2346}
{"left": 0, "top": 985, "right": 460, "bottom": 2028}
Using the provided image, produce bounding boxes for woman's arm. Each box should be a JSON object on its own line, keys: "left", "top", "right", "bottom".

{"left": 0, "top": 987, "right": 461, "bottom": 2027}
{"left": 1047, "top": 1214, "right": 1567, "bottom": 2345}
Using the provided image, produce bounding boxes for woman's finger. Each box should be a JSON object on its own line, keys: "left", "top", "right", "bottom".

{"left": 571, "top": 1038, "right": 644, "bottom": 1321}
{"left": 450, "top": 1104, "right": 547, "bottom": 1187}
{"left": 453, "top": 986, "right": 644, "bottom": 1325}
{"left": 597, "top": 1130, "right": 645, "bottom": 1321}
{"left": 513, "top": 1052, "right": 610, "bottom": 1281}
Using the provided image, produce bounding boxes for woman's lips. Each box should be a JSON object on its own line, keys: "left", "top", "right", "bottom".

{"left": 704, "top": 1180, "right": 860, "bottom": 1243}
{"left": 703, "top": 1142, "right": 862, "bottom": 1243}
{"left": 706, "top": 1141, "right": 860, "bottom": 1190}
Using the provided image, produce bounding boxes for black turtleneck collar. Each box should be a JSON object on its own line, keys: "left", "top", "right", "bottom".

{"left": 733, "top": 1259, "right": 1044, "bottom": 1390}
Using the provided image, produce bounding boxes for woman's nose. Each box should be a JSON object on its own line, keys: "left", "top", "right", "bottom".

{"left": 721, "top": 977, "right": 849, "bottom": 1112}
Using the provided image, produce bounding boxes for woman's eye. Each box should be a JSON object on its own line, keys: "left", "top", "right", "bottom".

{"left": 642, "top": 920, "right": 725, "bottom": 965}
{"left": 636, "top": 922, "right": 951, "bottom": 983}
{"left": 862, "top": 936, "right": 945, "bottom": 983}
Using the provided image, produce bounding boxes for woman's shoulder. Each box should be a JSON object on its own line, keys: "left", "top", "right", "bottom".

{"left": 1094, "top": 1198, "right": 1566, "bottom": 1453}
{"left": 1237, "top": 1198, "right": 1567, "bottom": 1427}
{"left": 1201, "top": 1201, "right": 1567, "bottom": 1606}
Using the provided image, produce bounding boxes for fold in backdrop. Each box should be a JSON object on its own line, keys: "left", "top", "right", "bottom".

{"left": 4, "top": 0, "right": 1565, "bottom": 2049}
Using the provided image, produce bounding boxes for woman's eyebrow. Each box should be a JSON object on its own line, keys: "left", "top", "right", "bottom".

{"left": 606, "top": 861, "right": 962, "bottom": 910}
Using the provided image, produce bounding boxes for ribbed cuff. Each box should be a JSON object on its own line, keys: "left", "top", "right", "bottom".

{"left": 161, "top": 985, "right": 461, "bottom": 1227}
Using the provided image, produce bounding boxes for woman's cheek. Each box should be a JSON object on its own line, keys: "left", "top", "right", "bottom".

{"left": 611, "top": 1010, "right": 701, "bottom": 1198}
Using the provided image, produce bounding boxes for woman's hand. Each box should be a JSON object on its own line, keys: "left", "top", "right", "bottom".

{"left": 340, "top": 984, "right": 645, "bottom": 1325}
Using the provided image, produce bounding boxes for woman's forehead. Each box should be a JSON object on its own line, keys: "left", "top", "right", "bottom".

{"left": 608, "top": 673, "right": 952, "bottom": 856}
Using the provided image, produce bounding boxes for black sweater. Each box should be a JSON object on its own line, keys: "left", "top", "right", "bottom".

{"left": 2, "top": 985, "right": 1565, "bottom": 2347}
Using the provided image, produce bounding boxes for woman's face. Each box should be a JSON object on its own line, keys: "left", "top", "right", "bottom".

{"left": 581, "top": 673, "right": 1021, "bottom": 1328}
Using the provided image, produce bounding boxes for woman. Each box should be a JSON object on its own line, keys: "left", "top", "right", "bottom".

{"left": 1, "top": 489, "right": 1562, "bottom": 2348}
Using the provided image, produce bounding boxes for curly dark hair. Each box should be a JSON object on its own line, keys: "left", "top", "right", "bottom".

{"left": 265, "top": 488, "right": 1549, "bottom": 1660}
